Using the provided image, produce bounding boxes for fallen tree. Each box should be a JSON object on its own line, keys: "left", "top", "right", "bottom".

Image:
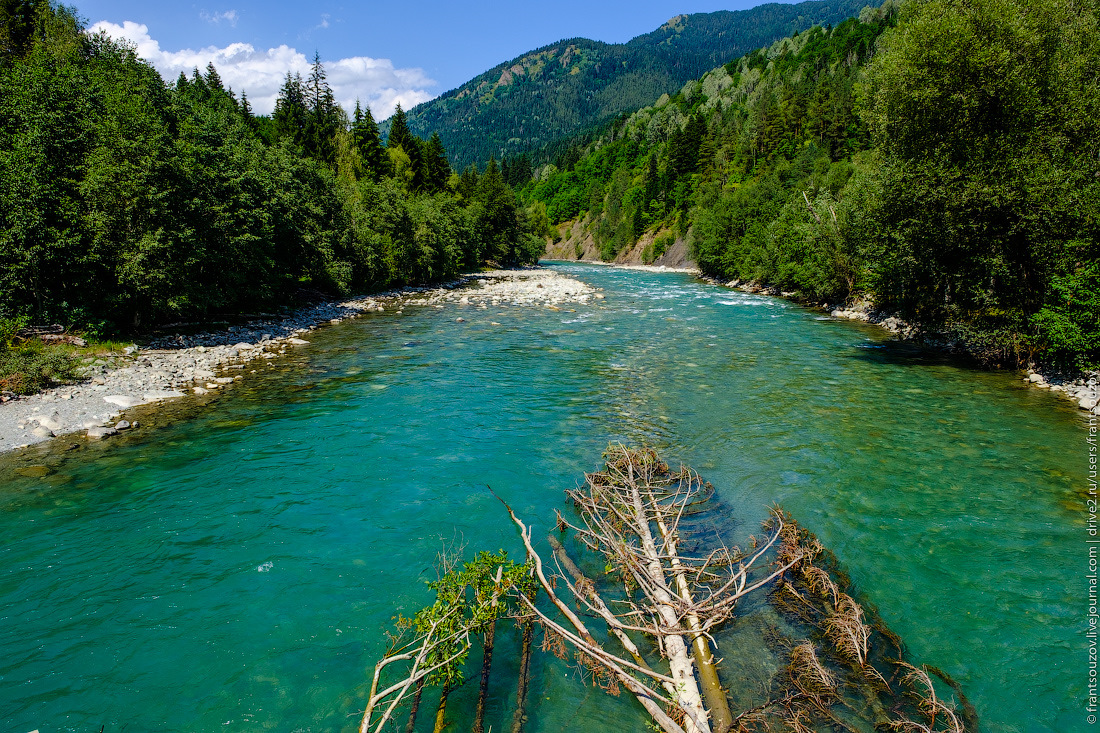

{"left": 357, "top": 445, "right": 974, "bottom": 733}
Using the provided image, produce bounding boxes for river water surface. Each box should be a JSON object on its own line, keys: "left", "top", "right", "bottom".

{"left": 0, "top": 264, "right": 1085, "bottom": 732}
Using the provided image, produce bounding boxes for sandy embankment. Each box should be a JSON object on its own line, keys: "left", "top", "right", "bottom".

{"left": 0, "top": 268, "right": 598, "bottom": 454}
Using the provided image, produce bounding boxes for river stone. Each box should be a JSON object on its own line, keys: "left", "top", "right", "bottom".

{"left": 104, "top": 395, "right": 142, "bottom": 408}
{"left": 38, "top": 413, "right": 62, "bottom": 431}
{"left": 115, "top": 420, "right": 131, "bottom": 430}
{"left": 287, "top": 338, "right": 310, "bottom": 345}
{"left": 31, "top": 426, "right": 54, "bottom": 438}
{"left": 1028, "top": 373, "right": 1045, "bottom": 384}
{"left": 143, "top": 390, "right": 184, "bottom": 401}
{"left": 1081, "top": 396, "right": 1100, "bottom": 410}
{"left": 86, "top": 426, "right": 118, "bottom": 440}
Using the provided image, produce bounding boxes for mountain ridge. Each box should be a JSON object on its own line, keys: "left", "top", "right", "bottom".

{"left": 387, "top": 0, "right": 871, "bottom": 168}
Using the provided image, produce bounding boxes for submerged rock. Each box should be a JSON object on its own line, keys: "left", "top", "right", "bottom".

{"left": 86, "top": 426, "right": 118, "bottom": 440}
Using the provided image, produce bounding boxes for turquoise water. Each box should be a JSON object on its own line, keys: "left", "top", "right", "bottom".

{"left": 0, "top": 264, "right": 1085, "bottom": 732}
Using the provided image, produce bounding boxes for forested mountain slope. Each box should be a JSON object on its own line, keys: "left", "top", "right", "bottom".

{"left": 393, "top": 0, "right": 870, "bottom": 169}
{"left": 520, "top": 0, "right": 1100, "bottom": 369}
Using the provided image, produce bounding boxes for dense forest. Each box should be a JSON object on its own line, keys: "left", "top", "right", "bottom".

{"left": 393, "top": 0, "right": 872, "bottom": 169}
{"left": 0, "top": 2, "right": 543, "bottom": 338}
{"left": 519, "top": 0, "right": 1099, "bottom": 370}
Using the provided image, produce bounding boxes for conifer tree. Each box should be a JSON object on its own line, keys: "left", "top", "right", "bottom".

{"left": 424, "top": 133, "right": 452, "bottom": 193}
{"left": 273, "top": 71, "right": 309, "bottom": 148}
{"left": 456, "top": 164, "right": 479, "bottom": 201}
{"left": 352, "top": 100, "right": 391, "bottom": 178}
{"left": 204, "top": 62, "right": 223, "bottom": 93}
{"left": 304, "top": 52, "right": 340, "bottom": 164}
{"left": 387, "top": 103, "right": 414, "bottom": 151}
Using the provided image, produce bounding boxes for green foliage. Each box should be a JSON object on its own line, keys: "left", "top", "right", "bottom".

{"left": 408, "top": 549, "right": 533, "bottom": 690}
{"left": 0, "top": 5, "right": 543, "bottom": 342}
{"left": 524, "top": 10, "right": 893, "bottom": 271}
{"left": 524, "top": 0, "right": 1098, "bottom": 368}
{"left": 0, "top": 316, "right": 80, "bottom": 393}
{"left": 860, "top": 0, "right": 1100, "bottom": 366}
{"left": 642, "top": 231, "right": 675, "bottom": 265}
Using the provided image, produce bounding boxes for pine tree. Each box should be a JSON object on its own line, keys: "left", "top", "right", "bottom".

{"left": 406, "top": 135, "right": 427, "bottom": 193}
{"left": 204, "top": 62, "right": 223, "bottom": 93}
{"left": 273, "top": 72, "right": 309, "bottom": 148}
{"left": 456, "top": 164, "right": 479, "bottom": 201}
{"left": 239, "top": 90, "right": 255, "bottom": 129}
{"left": 387, "top": 103, "right": 414, "bottom": 151}
{"left": 304, "top": 52, "right": 340, "bottom": 164}
{"left": 352, "top": 100, "right": 391, "bottom": 178}
{"left": 424, "top": 133, "right": 452, "bottom": 193}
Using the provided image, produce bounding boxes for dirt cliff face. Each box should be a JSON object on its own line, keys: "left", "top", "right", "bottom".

{"left": 542, "top": 218, "right": 696, "bottom": 268}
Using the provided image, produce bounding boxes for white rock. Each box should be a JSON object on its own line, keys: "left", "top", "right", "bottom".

{"left": 1028, "top": 373, "right": 1045, "bottom": 384}
{"left": 287, "top": 338, "right": 310, "bottom": 345}
{"left": 115, "top": 420, "right": 131, "bottom": 430}
{"left": 86, "top": 426, "right": 118, "bottom": 440}
{"left": 37, "top": 413, "right": 62, "bottom": 431}
{"left": 104, "top": 395, "right": 142, "bottom": 408}
{"left": 1081, "top": 396, "right": 1099, "bottom": 410}
{"left": 31, "top": 426, "right": 54, "bottom": 438}
{"left": 212, "top": 377, "right": 234, "bottom": 384}
{"left": 193, "top": 387, "right": 209, "bottom": 395}
{"left": 143, "top": 390, "right": 184, "bottom": 401}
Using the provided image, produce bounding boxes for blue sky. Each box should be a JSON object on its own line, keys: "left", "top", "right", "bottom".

{"left": 78, "top": 0, "right": 802, "bottom": 116}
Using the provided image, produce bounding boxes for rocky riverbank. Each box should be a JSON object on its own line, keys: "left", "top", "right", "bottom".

{"left": 0, "top": 268, "right": 597, "bottom": 454}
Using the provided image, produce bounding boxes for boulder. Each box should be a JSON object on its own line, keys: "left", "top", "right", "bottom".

{"left": 86, "top": 426, "right": 119, "bottom": 440}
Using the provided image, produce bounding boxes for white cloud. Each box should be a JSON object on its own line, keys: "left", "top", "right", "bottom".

{"left": 199, "top": 10, "right": 238, "bottom": 27}
{"left": 317, "top": 13, "right": 330, "bottom": 30}
{"left": 87, "top": 20, "right": 436, "bottom": 118}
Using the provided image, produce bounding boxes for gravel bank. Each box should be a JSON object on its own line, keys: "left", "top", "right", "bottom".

{"left": 0, "top": 268, "right": 597, "bottom": 454}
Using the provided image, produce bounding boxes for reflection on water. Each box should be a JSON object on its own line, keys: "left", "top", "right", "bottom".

{"left": 0, "top": 263, "right": 1084, "bottom": 732}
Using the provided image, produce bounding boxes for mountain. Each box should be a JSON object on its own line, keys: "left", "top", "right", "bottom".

{"left": 390, "top": 0, "right": 871, "bottom": 169}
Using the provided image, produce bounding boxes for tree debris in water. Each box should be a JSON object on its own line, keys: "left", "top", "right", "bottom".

{"left": 357, "top": 444, "right": 976, "bottom": 733}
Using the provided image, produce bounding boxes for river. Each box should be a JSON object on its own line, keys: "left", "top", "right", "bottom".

{"left": 0, "top": 264, "right": 1084, "bottom": 732}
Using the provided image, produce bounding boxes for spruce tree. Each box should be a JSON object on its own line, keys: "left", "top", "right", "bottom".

{"left": 456, "top": 164, "right": 479, "bottom": 201}
{"left": 204, "top": 62, "right": 223, "bottom": 93}
{"left": 304, "top": 52, "right": 340, "bottom": 164}
{"left": 387, "top": 103, "right": 414, "bottom": 151}
{"left": 424, "top": 133, "right": 452, "bottom": 193}
{"left": 273, "top": 72, "right": 309, "bottom": 148}
{"left": 352, "top": 100, "right": 391, "bottom": 179}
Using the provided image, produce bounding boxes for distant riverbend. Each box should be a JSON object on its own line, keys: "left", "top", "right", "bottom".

{"left": 0, "top": 263, "right": 1084, "bottom": 732}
